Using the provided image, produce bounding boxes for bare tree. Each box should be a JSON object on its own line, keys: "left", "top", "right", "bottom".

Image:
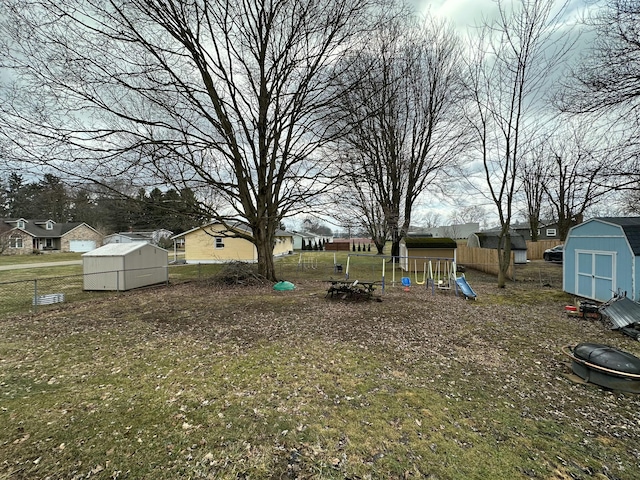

{"left": 335, "top": 13, "right": 466, "bottom": 260}
{"left": 561, "top": 1, "right": 640, "bottom": 119}
{"left": 559, "top": 0, "right": 640, "bottom": 194}
{"left": 461, "top": 0, "right": 575, "bottom": 287}
{"left": 331, "top": 153, "right": 389, "bottom": 254}
{"left": 517, "top": 141, "right": 553, "bottom": 241}
{"left": 544, "top": 118, "right": 617, "bottom": 240}
{"left": 448, "top": 204, "right": 487, "bottom": 226}
{"left": 417, "top": 210, "right": 442, "bottom": 229}
{"left": 622, "top": 189, "right": 640, "bottom": 215}
{"left": 0, "top": 0, "right": 383, "bottom": 280}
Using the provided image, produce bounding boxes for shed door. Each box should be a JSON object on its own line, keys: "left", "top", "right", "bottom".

{"left": 576, "top": 251, "right": 615, "bottom": 301}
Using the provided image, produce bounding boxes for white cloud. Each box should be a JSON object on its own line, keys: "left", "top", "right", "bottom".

{"left": 416, "top": 0, "right": 499, "bottom": 29}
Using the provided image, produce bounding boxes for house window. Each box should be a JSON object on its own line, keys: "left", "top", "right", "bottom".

{"left": 46, "top": 221, "right": 54, "bottom": 230}
{"left": 546, "top": 228, "right": 557, "bottom": 237}
{"left": 9, "top": 236, "right": 23, "bottom": 248}
{"left": 17, "top": 220, "right": 25, "bottom": 229}
{"left": 215, "top": 237, "right": 224, "bottom": 249}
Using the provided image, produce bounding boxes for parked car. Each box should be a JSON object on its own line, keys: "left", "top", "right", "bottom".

{"left": 543, "top": 244, "right": 564, "bottom": 262}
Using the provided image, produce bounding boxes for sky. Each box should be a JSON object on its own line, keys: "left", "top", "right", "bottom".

{"left": 394, "top": 0, "right": 600, "bottom": 230}
{"left": 413, "top": 0, "right": 590, "bottom": 28}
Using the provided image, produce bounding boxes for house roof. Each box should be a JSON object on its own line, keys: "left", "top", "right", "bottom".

{"left": 106, "top": 232, "right": 153, "bottom": 241}
{"left": 403, "top": 237, "right": 457, "bottom": 249}
{"left": 595, "top": 217, "right": 640, "bottom": 256}
{"left": 2, "top": 218, "right": 91, "bottom": 239}
{"left": 512, "top": 220, "right": 560, "bottom": 229}
{"left": 172, "top": 221, "right": 292, "bottom": 239}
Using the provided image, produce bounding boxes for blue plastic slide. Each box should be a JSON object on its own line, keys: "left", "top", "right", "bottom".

{"left": 455, "top": 276, "right": 477, "bottom": 300}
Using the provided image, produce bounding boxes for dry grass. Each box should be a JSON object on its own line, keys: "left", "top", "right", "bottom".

{"left": 1, "top": 261, "right": 639, "bottom": 479}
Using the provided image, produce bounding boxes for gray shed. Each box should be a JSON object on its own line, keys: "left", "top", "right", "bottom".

{"left": 82, "top": 243, "right": 168, "bottom": 291}
{"left": 467, "top": 231, "right": 528, "bottom": 264}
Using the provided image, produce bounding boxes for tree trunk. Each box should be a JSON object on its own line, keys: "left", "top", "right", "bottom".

{"left": 252, "top": 221, "right": 277, "bottom": 282}
{"left": 256, "top": 240, "right": 277, "bottom": 281}
{"left": 529, "top": 217, "right": 540, "bottom": 242}
{"left": 496, "top": 232, "right": 512, "bottom": 289}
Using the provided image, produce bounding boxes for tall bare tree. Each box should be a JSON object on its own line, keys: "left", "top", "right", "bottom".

{"left": 543, "top": 118, "right": 618, "bottom": 240}
{"left": 517, "top": 141, "right": 552, "bottom": 242}
{"left": 561, "top": 1, "right": 640, "bottom": 119}
{"left": 559, "top": 0, "right": 640, "bottom": 194}
{"left": 0, "top": 0, "right": 383, "bottom": 280}
{"left": 461, "top": 0, "right": 575, "bottom": 287}
{"left": 335, "top": 13, "right": 466, "bottom": 260}
{"left": 332, "top": 152, "right": 390, "bottom": 254}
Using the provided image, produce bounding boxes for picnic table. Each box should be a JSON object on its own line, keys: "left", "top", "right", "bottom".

{"left": 326, "top": 280, "right": 378, "bottom": 300}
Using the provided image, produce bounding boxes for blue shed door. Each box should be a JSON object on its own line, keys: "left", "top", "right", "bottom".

{"left": 576, "top": 251, "right": 616, "bottom": 301}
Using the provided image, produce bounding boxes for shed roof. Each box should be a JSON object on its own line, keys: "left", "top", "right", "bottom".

{"left": 82, "top": 242, "right": 166, "bottom": 257}
{"left": 472, "top": 232, "right": 527, "bottom": 250}
{"left": 403, "top": 237, "right": 457, "bottom": 249}
{"left": 596, "top": 217, "right": 640, "bottom": 256}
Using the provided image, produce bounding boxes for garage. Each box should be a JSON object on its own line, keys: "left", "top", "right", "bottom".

{"left": 563, "top": 217, "right": 640, "bottom": 302}
{"left": 69, "top": 240, "right": 96, "bottom": 252}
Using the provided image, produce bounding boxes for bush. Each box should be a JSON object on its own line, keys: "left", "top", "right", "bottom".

{"left": 213, "top": 261, "right": 268, "bottom": 286}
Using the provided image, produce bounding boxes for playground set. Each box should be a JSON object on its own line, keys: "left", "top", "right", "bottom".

{"left": 336, "top": 253, "right": 477, "bottom": 300}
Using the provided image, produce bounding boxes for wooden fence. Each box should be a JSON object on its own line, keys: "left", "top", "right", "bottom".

{"left": 526, "top": 239, "right": 562, "bottom": 260}
{"left": 456, "top": 239, "right": 562, "bottom": 280}
{"left": 325, "top": 242, "right": 351, "bottom": 251}
{"left": 456, "top": 244, "right": 514, "bottom": 280}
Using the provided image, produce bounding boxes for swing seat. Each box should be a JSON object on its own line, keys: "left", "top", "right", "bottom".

{"left": 401, "top": 277, "right": 411, "bottom": 287}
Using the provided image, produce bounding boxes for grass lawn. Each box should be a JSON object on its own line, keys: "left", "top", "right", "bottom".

{"left": 0, "top": 252, "right": 83, "bottom": 266}
{"left": 1, "top": 258, "right": 639, "bottom": 479}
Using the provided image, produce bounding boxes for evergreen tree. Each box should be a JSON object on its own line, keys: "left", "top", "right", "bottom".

{"left": 38, "top": 174, "right": 70, "bottom": 221}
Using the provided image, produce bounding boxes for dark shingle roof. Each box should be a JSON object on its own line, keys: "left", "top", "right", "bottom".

{"left": 403, "top": 237, "right": 457, "bottom": 249}
{"left": 473, "top": 232, "right": 528, "bottom": 250}
{"left": 597, "top": 217, "right": 640, "bottom": 256}
{"left": 2, "top": 218, "right": 85, "bottom": 238}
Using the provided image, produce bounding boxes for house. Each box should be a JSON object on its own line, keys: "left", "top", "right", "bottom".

{"left": 399, "top": 237, "right": 457, "bottom": 272}
{"left": 512, "top": 220, "right": 567, "bottom": 241}
{"left": 416, "top": 222, "right": 480, "bottom": 240}
{"left": 563, "top": 217, "right": 640, "bottom": 302}
{"left": 171, "top": 221, "right": 294, "bottom": 264}
{"left": 104, "top": 229, "right": 173, "bottom": 246}
{"left": 290, "top": 231, "right": 332, "bottom": 250}
{"left": 82, "top": 243, "right": 169, "bottom": 291}
{"left": 1, "top": 218, "right": 103, "bottom": 254}
{"left": 467, "top": 230, "right": 528, "bottom": 264}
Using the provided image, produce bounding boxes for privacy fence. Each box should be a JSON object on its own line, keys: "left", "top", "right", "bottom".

{"left": 456, "top": 239, "right": 561, "bottom": 280}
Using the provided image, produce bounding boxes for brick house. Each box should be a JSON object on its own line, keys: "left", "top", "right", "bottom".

{"left": 1, "top": 218, "right": 103, "bottom": 254}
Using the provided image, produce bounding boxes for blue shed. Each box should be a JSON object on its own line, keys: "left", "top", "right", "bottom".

{"left": 563, "top": 217, "right": 640, "bottom": 302}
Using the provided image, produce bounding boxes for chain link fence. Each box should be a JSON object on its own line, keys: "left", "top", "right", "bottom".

{"left": 0, "top": 256, "right": 563, "bottom": 316}
{"left": 0, "top": 264, "right": 225, "bottom": 316}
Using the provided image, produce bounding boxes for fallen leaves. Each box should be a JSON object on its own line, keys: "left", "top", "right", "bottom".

{"left": 1, "top": 268, "right": 640, "bottom": 478}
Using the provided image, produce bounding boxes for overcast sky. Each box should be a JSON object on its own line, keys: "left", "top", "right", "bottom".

{"left": 399, "top": 0, "right": 600, "bottom": 228}
{"left": 411, "top": 0, "right": 592, "bottom": 32}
